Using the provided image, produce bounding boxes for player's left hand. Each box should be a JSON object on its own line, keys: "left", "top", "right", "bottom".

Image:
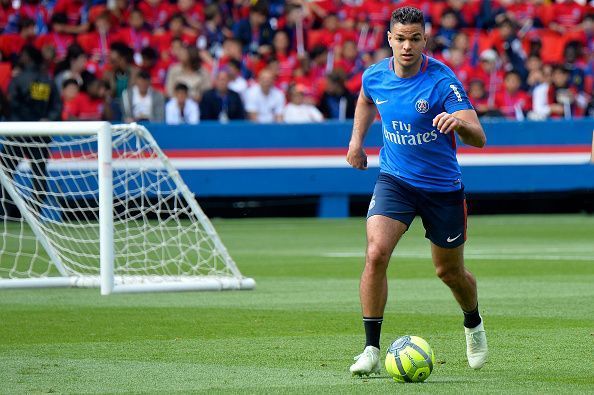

{"left": 432, "top": 112, "right": 460, "bottom": 135}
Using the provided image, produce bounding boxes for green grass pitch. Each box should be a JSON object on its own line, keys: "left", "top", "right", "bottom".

{"left": 1, "top": 214, "right": 593, "bottom": 393}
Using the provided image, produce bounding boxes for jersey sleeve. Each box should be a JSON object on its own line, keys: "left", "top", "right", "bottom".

{"left": 437, "top": 71, "right": 474, "bottom": 114}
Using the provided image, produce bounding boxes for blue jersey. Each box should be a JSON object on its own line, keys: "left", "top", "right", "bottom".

{"left": 362, "top": 55, "right": 473, "bottom": 192}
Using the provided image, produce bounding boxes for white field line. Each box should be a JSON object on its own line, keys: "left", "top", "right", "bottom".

{"left": 15, "top": 152, "right": 592, "bottom": 171}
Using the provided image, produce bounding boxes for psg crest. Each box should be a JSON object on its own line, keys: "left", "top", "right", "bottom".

{"left": 415, "top": 99, "right": 429, "bottom": 113}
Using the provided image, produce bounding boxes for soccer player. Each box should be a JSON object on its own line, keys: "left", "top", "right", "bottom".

{"left": 346, "top": 7, "right": 488, "bottom": 376}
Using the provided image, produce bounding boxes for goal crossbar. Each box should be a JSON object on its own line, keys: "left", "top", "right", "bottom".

{"left": 0, "top": 121, "right": 110, "bottom": 136}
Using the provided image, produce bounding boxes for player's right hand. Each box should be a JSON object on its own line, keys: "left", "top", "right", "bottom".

{"left": 347, "top": 145, "right": 368, "bottom": 170}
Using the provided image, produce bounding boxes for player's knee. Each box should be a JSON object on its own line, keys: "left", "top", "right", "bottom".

{"left": 435, "top": 266, "right": 462, "bottom": 286}
{"left": 365, "top": 244, "right": 391, "bottom": 269}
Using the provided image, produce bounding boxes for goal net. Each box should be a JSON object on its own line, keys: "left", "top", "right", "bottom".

{"left": 0, "top": 122, "right": 254, "bottom": 294}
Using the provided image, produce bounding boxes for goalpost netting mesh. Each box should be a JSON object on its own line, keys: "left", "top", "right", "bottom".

{"left": 0, "top": 123, "right": 242, "bottom": 285}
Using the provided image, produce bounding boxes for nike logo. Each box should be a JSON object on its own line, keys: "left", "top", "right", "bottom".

{"left": 375, "top": 98, "right": 388, "bottom": 105}
{"left": 447, "top": 233, "right": 462, "bottom": 243}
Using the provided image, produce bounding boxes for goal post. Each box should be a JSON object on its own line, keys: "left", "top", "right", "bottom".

{"left": 0, "top": 122, "right": 255, "bottom": 294}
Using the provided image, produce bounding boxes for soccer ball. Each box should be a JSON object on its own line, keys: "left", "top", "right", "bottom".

{"left": 385, "top": 335, "right": 435, "bottom": 383}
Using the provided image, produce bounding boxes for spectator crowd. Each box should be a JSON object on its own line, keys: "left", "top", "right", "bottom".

{"left": 0, "top": 0, "right": 592, "bottom": 124}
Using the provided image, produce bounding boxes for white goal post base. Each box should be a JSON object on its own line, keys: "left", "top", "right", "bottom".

{"left": 0, "top": 276, "right": 256, "bottom": 293}
{"left": 0, "top": 121, "right": 255, "bottom": 295}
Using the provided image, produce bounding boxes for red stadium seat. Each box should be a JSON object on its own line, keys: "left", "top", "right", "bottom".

{"left": 0, "top": 62, "right": 11, "bottom": 93}
{"left": 461, "top": 28, "right": 493, "bottom": 53}
{"left": 0, "top": 33, "right": 23, "bottom": 59}
{"left": 524, "top": 29, "right": 566, "bottom": 64}
{"left": 429, "top": 2, "right": 448, "bottom": 27}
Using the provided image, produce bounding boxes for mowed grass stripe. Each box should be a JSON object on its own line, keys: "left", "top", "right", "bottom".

{"left": 0, "top": 215, "right": 593, "bottom": 393}
{"left": 1, "top": 274, "right": 592, "bottom": 314}
{"left": 324, "top": 251, "right": 594, "bottom": 261}
{"left": 1, "top": 303, "right": 591, "bottom": 347}
{"left": 1, "top": 326, "right": 592, "bottom": 393}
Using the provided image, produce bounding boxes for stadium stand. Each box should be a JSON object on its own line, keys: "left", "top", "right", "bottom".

{"left": 0, "top": 0, "right": 591, "bottom": 122}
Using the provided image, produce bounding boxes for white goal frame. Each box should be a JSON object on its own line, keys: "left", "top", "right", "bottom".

{"left": 0, "top": 122, "right": 255, "bottom": 295}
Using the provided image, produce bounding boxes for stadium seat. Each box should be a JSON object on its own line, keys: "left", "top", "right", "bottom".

{"left": 525, "top": 29, "right": 566, "bottom": 64}
{"left": 0, "top": 62, "right": 11, "bottom": 93}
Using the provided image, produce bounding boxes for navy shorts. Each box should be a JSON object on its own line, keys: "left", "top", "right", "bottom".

{"left": 367, "top": 173, "right": 467, "bottom": 248}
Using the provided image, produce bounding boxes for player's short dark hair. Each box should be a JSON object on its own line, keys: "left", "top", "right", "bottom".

{"left": 390, "top": 7, "right": 425, "bottom": 31}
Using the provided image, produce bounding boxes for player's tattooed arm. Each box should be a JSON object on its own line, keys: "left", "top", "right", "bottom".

{"left": 347, "top": 89, "right": 377, "bottom": 170}
{"left": 433, "top": 110, "right": 486, "bottom": 148}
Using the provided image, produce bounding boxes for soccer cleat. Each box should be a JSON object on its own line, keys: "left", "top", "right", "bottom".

{"left": 350, "top": 346, "right": 381, "bottom": 376}
{"left": 465, "top": 321, "right": 488, "bottom": 369}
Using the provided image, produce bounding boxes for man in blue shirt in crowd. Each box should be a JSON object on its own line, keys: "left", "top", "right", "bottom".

{"left": 346, "top": 6, "right": 488, "bottom": 376}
